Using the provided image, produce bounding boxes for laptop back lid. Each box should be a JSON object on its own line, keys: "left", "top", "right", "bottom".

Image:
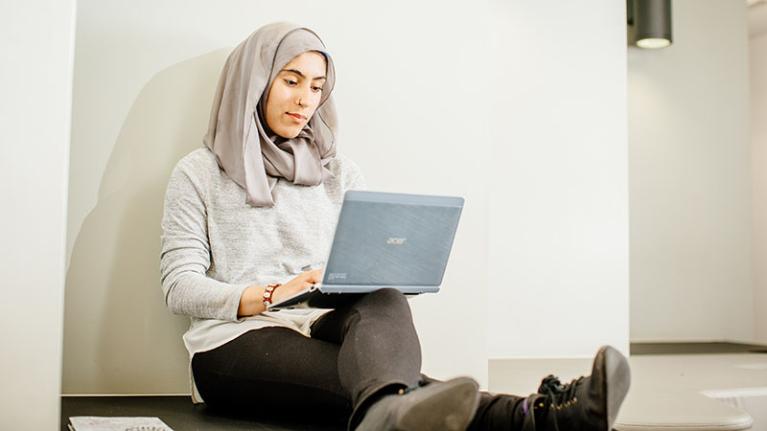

{"left": 320, "top": 191, "right": 464, "bottom": 293}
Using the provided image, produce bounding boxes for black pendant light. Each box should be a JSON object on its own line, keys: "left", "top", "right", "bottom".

{"left": 627, "top": 0, "right": 673, "bottom": 49}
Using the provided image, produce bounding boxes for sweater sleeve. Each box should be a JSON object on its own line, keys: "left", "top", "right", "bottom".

{"left": 159, "top": 160, "right": 249, "bottom": 322}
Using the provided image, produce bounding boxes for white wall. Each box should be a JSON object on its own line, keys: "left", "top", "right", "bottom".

{"left": 751, "top": 4, "right": 767, "bottom": 345}
{"left": 64, "top": 0, "right": 631, "bottom": 397}
{"left": 63, "top": 0, "right": 491, "bottom": 394}
{"left": 0, "top": 1, "right": 77, "bottom": 429}
{"left": 487, "top": 0, "right": 630, "bottom": 359}
{"left": 629, "top": 0, "right": 754, "bottom": 343}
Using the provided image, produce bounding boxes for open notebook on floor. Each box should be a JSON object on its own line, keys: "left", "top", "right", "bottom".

{"left": 68, "top": 416, "right": 173, "bottom": 431}
{"left": 267, "top": 190, "right": 464, "bottom": 311}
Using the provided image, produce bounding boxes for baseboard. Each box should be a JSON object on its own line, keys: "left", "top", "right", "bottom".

{"left": 62, "top": 393, "right": 191, "bottom": 397}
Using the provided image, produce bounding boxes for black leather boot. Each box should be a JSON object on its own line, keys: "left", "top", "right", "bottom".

{"left": 518, "top": 345, "right": 631, "bottom": 430}
{"left": 355, "top": 376, "right": 481, "bottom": 431}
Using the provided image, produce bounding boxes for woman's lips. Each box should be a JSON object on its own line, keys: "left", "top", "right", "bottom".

{"left": 286, "top": 112, "right": 305, "bottom": 121}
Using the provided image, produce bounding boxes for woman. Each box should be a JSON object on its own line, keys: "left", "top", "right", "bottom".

{"left": 160, "top": 22, "right": 631, "bottom": 431}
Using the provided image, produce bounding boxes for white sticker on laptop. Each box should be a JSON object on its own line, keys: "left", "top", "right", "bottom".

{"left": 328, "top": 272, "right": 347, "bottom": 281}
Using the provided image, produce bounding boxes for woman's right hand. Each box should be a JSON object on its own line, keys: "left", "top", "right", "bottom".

{"left": 271, "top": 268, "right": 324, "bottom": 304}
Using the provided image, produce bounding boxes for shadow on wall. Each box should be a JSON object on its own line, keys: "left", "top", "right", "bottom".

{"left": 62, "top": 49, "right": 230, "bottom": 394}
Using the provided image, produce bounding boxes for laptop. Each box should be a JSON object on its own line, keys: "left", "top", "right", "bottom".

{"left": 267, "top": 190, "right": 465, "bottom": 311}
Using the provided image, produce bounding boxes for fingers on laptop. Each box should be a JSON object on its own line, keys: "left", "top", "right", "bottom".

{"left": 304, "top": 268, "right": 323, "bottom": 284}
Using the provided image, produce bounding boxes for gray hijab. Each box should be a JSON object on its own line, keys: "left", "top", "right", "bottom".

{"left": 203, "top": 22, "right": 337, "bottom": 208}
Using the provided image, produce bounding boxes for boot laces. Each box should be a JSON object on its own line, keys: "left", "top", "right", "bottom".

{"left": 537, "top": 375, "right": 584, "bottom": 407}
{"left": 514, "top": 375, "right": 587, "bottom": 431}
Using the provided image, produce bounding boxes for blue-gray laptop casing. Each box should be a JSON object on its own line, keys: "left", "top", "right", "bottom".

{"left": 267, "top": 190, "right": 464, "bottom": 310}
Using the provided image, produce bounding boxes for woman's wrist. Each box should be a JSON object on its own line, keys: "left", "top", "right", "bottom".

{"left": 262, "top": 283, "right": 282, "bottom": 306}
{"left": 237, "top": 284, "right": 267, "bottom": 318}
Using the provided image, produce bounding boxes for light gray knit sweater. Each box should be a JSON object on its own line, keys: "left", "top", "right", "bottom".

{"left": 160, "top": 147, "right": 366, "bottom": 403}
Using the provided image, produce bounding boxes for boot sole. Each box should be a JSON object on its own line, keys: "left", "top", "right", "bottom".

{"left": 602, "top": 346, "right": 631, "bottom": 430}
{"left": 396, "top": 376, "right": 480, "bottom": 431}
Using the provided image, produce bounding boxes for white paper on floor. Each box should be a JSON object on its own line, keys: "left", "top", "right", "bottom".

{"left": 68, "top": 416, "right": 173, "bottom": 431}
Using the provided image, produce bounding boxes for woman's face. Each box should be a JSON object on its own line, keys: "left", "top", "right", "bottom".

{"left": 264, "top": 51, "right": 327, "bottom": 139}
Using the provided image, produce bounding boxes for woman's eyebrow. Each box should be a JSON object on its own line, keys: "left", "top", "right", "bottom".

{"left": 281, "top": 68, "right": 327, "bottom": 81}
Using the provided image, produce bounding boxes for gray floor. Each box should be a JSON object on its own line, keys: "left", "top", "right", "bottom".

{"left": 63, "top": 342, "right": 767, "bottom": 430}
{"left": 630, "top": 341, "right": 767, "bottom": 355}
{"left": 490, "top": 342, "right": 767, "bottom": 431}
{"left": 61, "top": 396, "right": 346, "bottom": 431}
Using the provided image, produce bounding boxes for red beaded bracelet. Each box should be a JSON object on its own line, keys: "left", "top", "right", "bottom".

{"left": 262, "top": 283, "right": 282, "bottom": 306}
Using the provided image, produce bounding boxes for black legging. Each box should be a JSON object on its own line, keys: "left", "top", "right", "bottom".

{"left": 191, "top": 288, "right": 525, "bottom": 430}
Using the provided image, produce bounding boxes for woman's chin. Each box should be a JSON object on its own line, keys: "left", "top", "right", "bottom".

{"left": 273, "top": 126, "right": 302, "bottom": 139}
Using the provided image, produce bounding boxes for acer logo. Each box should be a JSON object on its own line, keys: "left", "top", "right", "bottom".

{"left": 386, "top": 237, "right": 406, "bottom": 245}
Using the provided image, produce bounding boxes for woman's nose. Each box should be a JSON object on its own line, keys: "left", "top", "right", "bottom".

{"left": 295, "top": 87, "right": 311, "bottom": 107}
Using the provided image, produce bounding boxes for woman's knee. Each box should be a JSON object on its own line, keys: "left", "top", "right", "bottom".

{"left": 357, "top": 288, "right": 411, "bottom": 315}
{"left": 370, "top": 287, "right": 408, "bottom": 304}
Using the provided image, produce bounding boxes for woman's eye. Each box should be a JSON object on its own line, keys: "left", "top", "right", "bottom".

{"left": 312, "top": 86, "right": 323, "bottom": 92}
{"left": 284, "top": 79, "right": 297, "bottom": 86}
